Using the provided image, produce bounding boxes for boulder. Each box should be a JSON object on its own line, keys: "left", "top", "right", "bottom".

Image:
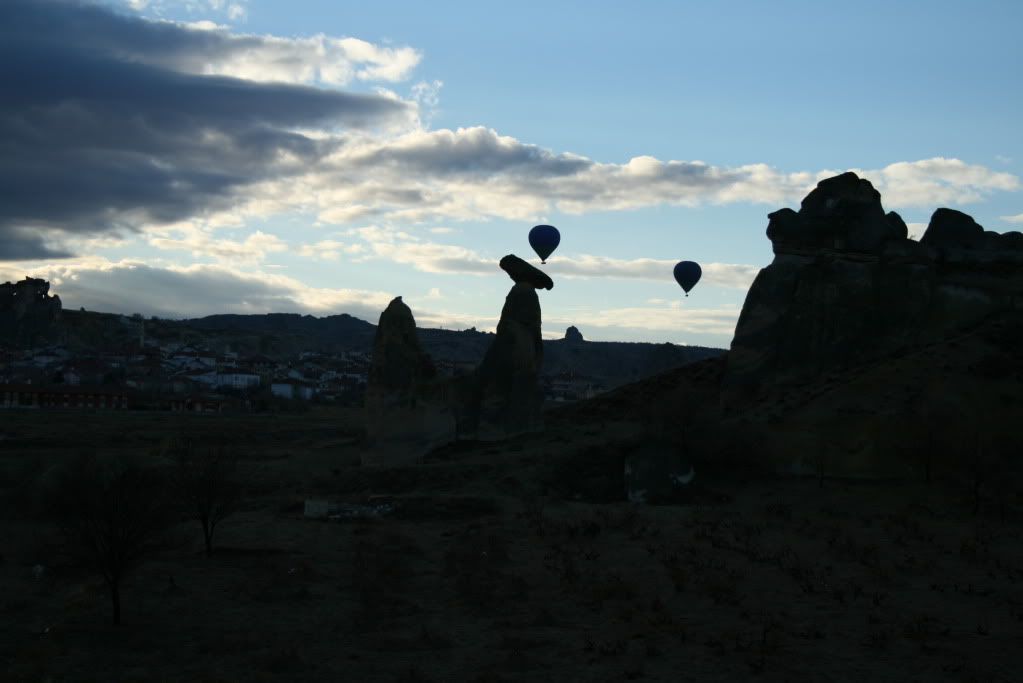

{"left": 499, "top": 254, "right": 554, "bottom": 290}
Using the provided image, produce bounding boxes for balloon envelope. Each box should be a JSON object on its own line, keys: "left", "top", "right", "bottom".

{"left": 528, "top": 225, "right": 560, "bottom": 263}
{"left": 673, "top": 261, "right": 702, "bottom": 294}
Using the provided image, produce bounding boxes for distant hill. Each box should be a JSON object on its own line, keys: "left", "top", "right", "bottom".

{"left": 180, "top": 312, "right": 723, "bottom": 386}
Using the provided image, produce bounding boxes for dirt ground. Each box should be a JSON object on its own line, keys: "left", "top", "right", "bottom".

{"left": 1, "top": 406, "right": 1020, "bottom": 682}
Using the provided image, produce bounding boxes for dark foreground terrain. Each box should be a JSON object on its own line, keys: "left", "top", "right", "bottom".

{"left": 1, "top": 404, "right": 1020, "bottom": 683}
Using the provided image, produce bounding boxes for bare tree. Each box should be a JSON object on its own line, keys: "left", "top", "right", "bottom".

{"left": 49, "top": 453, "right": 172, "bottom": 625}
{"left": 167, "top": 437, "right": 243, "bottom": 557}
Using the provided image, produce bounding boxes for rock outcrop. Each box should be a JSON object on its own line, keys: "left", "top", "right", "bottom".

{"left": 0, "top": 278, "right": 62, "bottom": 347}
{"left": 470, "top": 280, "right": 546, "bottom": 439}
{"left": 363, "top": 297, "right": 455, "bottom": 465}
{"left": 724, "top": 172, "right": 1023, "bottom": 407}
{"left": 363, "top": 255, "right": 551, "bottom": 458}
{"left": 564, "top": 326, "right": 583, "bottom": 344}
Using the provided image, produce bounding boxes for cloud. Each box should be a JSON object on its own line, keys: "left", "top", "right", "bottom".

{"left": 906, "top": 222, "right": 928, "bottom": 240}
{"left": 862, "top": 158, "right": 1020, "bottom": 207}
{"left": 295, "top": 239, "right": 366, "bottom": 261}
{"left": 0, "top": 0, "right": 415, "bottom": 260}
{"left": 1000, "top": 213, "right": 1023, "bottom": 224}
{"left": 240, "top": 127, "right": 1020, "bottom": 227}
{"left": 124, "top": 1, "right": 247, "bottom": 19}
{"left": 5, "top": 1, "right": 1017, "bottom": 269}
{"left": 411, "top": 80, "right": 443, "bottom": 125}
{"left": 148, "top": 224, "right": 288, "bottom": 263}
{"left": 340, "top": 226, "right": 759, "bottom": 289}
{"left": 544, "top": 303, "right": 742, "bottom": 342}
{"left": 0, "top": 257, "right": 394, "bottom": 320}
{"left": 545, "top": 255, "right": 759, "bottom": 289}
{"left": 67, "top": 2, "right": 419, "bottom": 86}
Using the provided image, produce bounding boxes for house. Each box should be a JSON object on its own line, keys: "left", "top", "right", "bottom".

{"left": 214, "top": 367, "right": 262, "bottom": 390}
{"left": 271, "top": 380, "right": 316, "bottom": 400}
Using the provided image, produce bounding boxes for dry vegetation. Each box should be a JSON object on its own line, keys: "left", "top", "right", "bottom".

{"left": 1, "top": 406, "right": 1021, "bottom": 682}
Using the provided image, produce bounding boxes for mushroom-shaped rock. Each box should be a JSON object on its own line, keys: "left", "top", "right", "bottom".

{"left": 470, "top": 282, "right": 545, "bottom": 439}
{"left": 499, "top": 254, "right": 553, "bottom": 290}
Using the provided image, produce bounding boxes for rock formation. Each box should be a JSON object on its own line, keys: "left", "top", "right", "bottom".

{"left": 0, "top": 277, "right": 62, "bottom": 347}
{"left": 363, "top": 255, "right": 551, "bottom": 457}
{"left": 564, "top": 325, "right": 583, "bottom": 344}
{"left": 724, "top": 171, "right": 1023, "bottom": 407}
{"left": 470, "top": 279, "right": 546, "bottom": 439}
{"left": 363, "top": 297, "right": 455, "bottom": 465}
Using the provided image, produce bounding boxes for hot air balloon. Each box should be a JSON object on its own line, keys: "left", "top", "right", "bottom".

{"left": 528, "top": 225, "right": 560, "bottom": 264}
{"left": 673, "top": 261, "right": 702, "bottom": 297}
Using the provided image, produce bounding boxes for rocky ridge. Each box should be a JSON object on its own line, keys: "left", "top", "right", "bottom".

{"left": 0, "top": 277, "right": 62, "bottom": 347}
{"left": 724, "top": 171, "right": 1023, "bottom": 407}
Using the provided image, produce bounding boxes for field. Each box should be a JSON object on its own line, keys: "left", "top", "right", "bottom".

{"left": 1, "top": 406, "right": 1020, "bottom": 682}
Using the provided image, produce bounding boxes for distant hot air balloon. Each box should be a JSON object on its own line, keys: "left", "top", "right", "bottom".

{"left": 528, "top": 224, "right": 560, "bottom": 264}
{"left": 673, "top": 261, "right": 702, "bottom": 297}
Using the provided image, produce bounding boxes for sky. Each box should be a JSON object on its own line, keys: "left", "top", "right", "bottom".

{"left": 2, "top": 0, "right": 1021, "bottom": 348}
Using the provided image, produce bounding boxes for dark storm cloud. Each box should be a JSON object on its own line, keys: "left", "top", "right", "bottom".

{"left": 0, "top": 0, "right": 413, "bottom": 260}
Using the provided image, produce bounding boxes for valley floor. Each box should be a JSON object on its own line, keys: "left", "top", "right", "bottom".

{"left": 1, "top": 407, "right": 1020, "bottom": 682}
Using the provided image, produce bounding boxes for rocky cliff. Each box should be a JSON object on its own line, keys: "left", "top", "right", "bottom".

{"left": 724, "top": 172, "right": 1023, "bottom": 407}
{"left": 0, "top": 277, "right": 62, "bottom": 347}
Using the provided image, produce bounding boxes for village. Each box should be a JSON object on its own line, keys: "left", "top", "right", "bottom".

{"left": 0, "top": 314, "right": 607, "bottom": 413}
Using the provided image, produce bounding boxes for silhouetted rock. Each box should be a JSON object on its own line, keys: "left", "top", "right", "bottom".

{"left": 499, "top": 254, "right": 553, "bottom": 290}
{"left": 0, "top": 277, "right": 62, "bottom": 347}
{"left": 469, "top": 282, "right": 545, "bottom": 439}
{"left": 363, "top": 297, "right": 455, "bottom": 465}
{"left": 920, "top": 208, "right": 985, "bottom": 249}
{"left": 886, "top": 211, "right": 908, "bottom": 240}
{"left": 368, "top": 297, "right": 435, "bottom": 391}
{"left": 766, "top": 172, "right": 897, "bottom": 253}
{"left": 725, "top": 172, "right": 1023, "bottom": 412}
{"left": 564, "top": 326, "right": 583, "bottom": 344}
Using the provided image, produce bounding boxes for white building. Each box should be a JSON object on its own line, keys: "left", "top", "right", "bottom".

{"left": 271, "top": 381, "right": 315, "bottom": 400}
